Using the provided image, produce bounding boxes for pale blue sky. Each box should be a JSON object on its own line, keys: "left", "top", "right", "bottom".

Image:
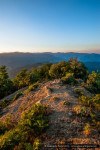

{"left": 0, "top": 0, "right": 100, "bottom": 53}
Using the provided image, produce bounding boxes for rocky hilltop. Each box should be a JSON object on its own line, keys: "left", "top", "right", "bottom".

{"left": 0, "top": 79, "right": 99, "bottom": 149}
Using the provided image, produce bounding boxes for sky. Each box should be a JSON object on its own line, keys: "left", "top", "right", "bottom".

{"left": 0, "top": 0, "right": 100, "bottom": 53}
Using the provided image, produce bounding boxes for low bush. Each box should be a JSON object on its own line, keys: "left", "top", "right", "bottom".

{"left": 78, "top": 95, "right": 100, "bottom": 127}
{"left": 49, "top": 61, "right": 67, "bottom": 79}
{"left": 0, "top": 121, "right": 8, "bottom": 135}
{"left": 4, "top": 114, "right": 17, "bottom": 130}
{"left": 83, "top": 123, "right": 91, "bottom": 136}
{"left": 33, "top": 138, "right": 42, "bottom": 150}
{"left": 13, "top": 92, "right": 23, "bottom": 101}
{"left": 0, "top": 99, "right": 9, "bottom": 109}
{"left": 28, "top": 82, "right": 39, "bottom": 91}
{"left": 92, "top": 94, "right": 100, "bottom": 110}
{"left": 73, "top": 105, "right": 91, "bottom": 117}
{"left": 0, "top": 104, "right": 49, "bottom": 150}
{"left": 74, "top": 88, "right": 84, "bottom": 97}
{"left": 67, "top": 58, "right": 88, "bottom": 80}
{"left": 0, "top": 114, "right": 17, "bottom": 136}
{"left": 24, "top": 82, "right": 39, "bottom": 94}
{"left": 18, "top": 104, "right": 49, "bottom": 135}
{"left": 85, "top": 72, "right": 100, "bottom": 94}
{"left": 78, "top": 95, "right": 92, "bottom": 107}
{"left": 61, "top": 73, "right": 77, "bottom": 85}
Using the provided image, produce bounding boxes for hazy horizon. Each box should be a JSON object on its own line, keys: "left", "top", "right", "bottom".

{"left": 0, "top": 49, "right": 100, "bottom": 54}
{"left": 0, "top": 0, "right": 100, "bottom": 53}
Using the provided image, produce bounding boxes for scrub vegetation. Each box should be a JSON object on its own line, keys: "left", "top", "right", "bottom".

{"left": 0, "top": 58, "right": 99, "bottom": 149}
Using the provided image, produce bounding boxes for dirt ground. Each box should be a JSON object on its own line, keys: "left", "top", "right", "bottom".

{"left": 0, "top": 79, "right": 99, "bottom": 149}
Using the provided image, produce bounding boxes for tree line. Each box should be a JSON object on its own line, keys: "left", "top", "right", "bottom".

{"left": 0, "top": 58, "right": 100, "bottom": 99}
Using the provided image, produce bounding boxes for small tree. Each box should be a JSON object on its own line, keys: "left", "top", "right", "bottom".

{"left": 61, "top": 73, "right": 77, "bottom": 85}
{"left": 0, "top": 66, "right": 14, "bottom": 99}
{"left": 28, "top": 68, "right": 41, "bottom": 84}
{"left": 38, "top": 63, "right": 52, "bottom": 80}
{"left": 85, "top": 71, "right": 100, "bottom": 93}
{"left": 13, "top": 69, "right": 29, "bottom": 89}
{"left": 49, "top": 61, "right": 67, "bottom": 79}
{"left": 67, "top": 58, "right": 88, "bottom": 80}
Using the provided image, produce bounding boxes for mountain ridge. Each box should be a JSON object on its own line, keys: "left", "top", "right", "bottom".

{"left": 0, "top": 52, "right": 100, "bottom": 77}
{"left": 0, "top": 79, "right": 99, "bottom": 147}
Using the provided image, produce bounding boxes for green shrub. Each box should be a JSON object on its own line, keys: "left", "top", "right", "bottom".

{"left": 0, "top": 104, "right": 49, "bottom": 149}
{"left": 92, "top": 94, "right": 100, "bottom": 111}
{"left": 0, "top": 121, "right": 8, "bottom": 135}
{"left": 19, "top": 104, "right": 49, "bottom": 135}
{"left": 83, "top": 123, "right": 91, "bottom": 136}
{"left": 33, "top": 138, "right": 42, "bottom": 150}
{"left": 28, "top": 82, "right": 39, "bottom": 91}
{"left": 73, "top": 105, "right": 91, "bottom": 117}
{"left": 67, "top": 58, "right": 88, "bottom": 80}
{"left": 0, "top": 129, "right": 20, "bottom": 150}
{"left": 78, "top": 95, "right": 100, "bottom": 109}
{"left": 74, "top": 88, "right": 84, "bottom": 97}
{"left": 78, "top": 94, "right": 100, "bottom": 127}
{"left": 49, "top": 61, "right": 67, "bottom": 79}
{"left": 85, "top": 72, "right": 100, "bottom": 94}
{"left": 4, "top": 114, "right": 17, "bottom": 130}
{"left": 0, "top": 66, "right": 15, "bottom": 99}
{"left": 78, "top": 95, "right": 92, "bottom": 106}
{"left": 24, "top": 82, "right": 39, "bottom": 94}
{"left": 29, "top": 63, "right": 52, "bottom": 84}
{"left": 61, "top": 73, "right": 77, "bottom": 85}
{"left": 37, "top": 63, "right": 52, "bottom": 80}
{"left": 0, "top": 99, "right": 9, "bottom": 109}
{"left": 13, "top": 92, "right": 23, "bottom": 101}
{"left": 13, "top": 69, "right": 29, "bottom": 89}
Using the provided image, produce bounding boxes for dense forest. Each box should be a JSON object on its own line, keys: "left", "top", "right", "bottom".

{"left": 0, "top": 58, "right": 100, "bottom": 149}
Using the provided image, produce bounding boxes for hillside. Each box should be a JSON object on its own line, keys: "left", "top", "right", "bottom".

{"left": 0, "top": 52, "right": 100, "bottom": 77}
{"left": 0, "top": 79, "right": 99, "bottom": 149}
{"left": 0, "top": 58, "right": 99, "bottom": 149}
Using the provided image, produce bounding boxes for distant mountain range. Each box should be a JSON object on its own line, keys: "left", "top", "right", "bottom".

{"left": 0, "top": 52, "right": 100, "bottom": 77}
